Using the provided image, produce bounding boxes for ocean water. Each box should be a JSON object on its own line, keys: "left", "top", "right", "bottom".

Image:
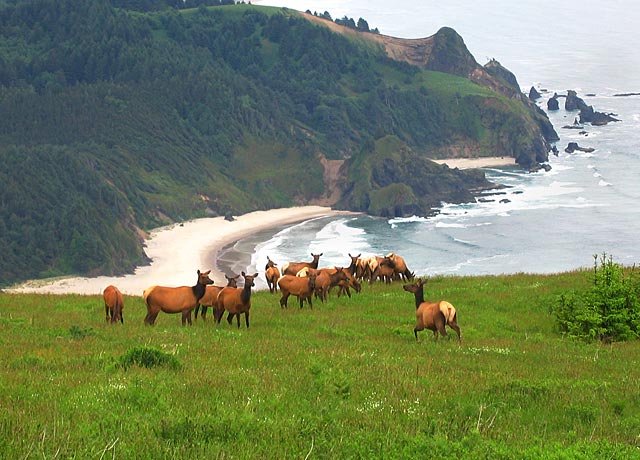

{"left": 221, "top": 1, "right": 640, "bottom": 287}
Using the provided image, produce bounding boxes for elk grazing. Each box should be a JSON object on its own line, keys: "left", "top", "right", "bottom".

{"left": 403, "top": 278, "right": 461, "bottom": 342}
{"left": 281, "top": 253, "right": 323, "bottom": 276}
{"left": 312, "top": 267, "right": 350, "bottom": 302}
{"left": 194, "top": 274, "right": 239, "bottom": 320}
{"left": 265, "top": 257, "right": 281, "bottom": 294}
{"left": 371, "top": 256, "right": 396, "bottom": 284}
{"left": 278, "top": 272, "right": 317, "bottom": 309}
{"left": 216, "top": 271, "right": 258, "bottom": 328}
{"left": 103, "top": 285, "right": 124, "bottom": 324}
{"left": 335, "top": 271, "right": 362, "bottom": 298}
{"left": 385, "top": 252, "right": 415, "bottom": 281}
{"left": 144, "top": 270, "right": 214, "bottom": 326}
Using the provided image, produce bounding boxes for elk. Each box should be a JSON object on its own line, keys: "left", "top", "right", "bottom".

{"left": 403, "top": 278, "right": 460, "bottom": 342}
{"left": 371, "top": 256, "right": 396, "bottom": 284}
{"left": 103, "top": 285, "right": 124, "bottom": 324}
{"left": 278, "top": 272, "right": 317, "bottom": 309}
{"left": 281, "top": 253, "right": 323, "bottom": 276}
{"left": 265, "top": 256, "right": 281, "bottom": 294}
{"left": 312, "top": 267, "right": 350, "bottom": 302}
{"left": 216, "top": 271, "right": 258, "bottom": 329}
{"left": 144, "top": 270, "right": 214, "bottom": 326}
{"left": 335, "top": 271, "right": 362, "bottom": 298}
{"left": 385, "top": 252, "right": 415, "bottom": 281}
{"left": 194, "top": 274, "right": 239, "bottom": 320}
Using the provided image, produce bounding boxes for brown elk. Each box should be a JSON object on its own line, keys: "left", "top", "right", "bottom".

{"left": 371, "top": 256, "right": 396, "bottom": 284}
{"left": 354, "top": 256, "right": 371, "bottom": 282}
{"left": 144, "top": 270, "right": 214, "bottom": 326}
{"left": 216, "top": 271, "right": 258, "bottom": 328}
{"left": 312, "top": 267, "right": 350, "bottom": 302}
{"left": 194, "top": 274, "right": 239, "bottom": 320}
{"left": 335, "top": 270, "right": 362, "bottom": 298}
{"left": 403, "top": 278, "right": 461, "bottom": 342}
{"left": 278, "top": 272, "right": 317, "bottom": 309}
{"left": 346, "top": 253, "right": 361, "bottom": 278}
{"left": 265, "top": 256, "right": 281, "bottom": 294}
{"left": 103, "top": 285, "right": 124, "bottom": 324}
{"left": 385, "top": 253, "right": 415, "bottom": 281}
{"left": 281, "top": 253, "right": 323, "bottom": 276}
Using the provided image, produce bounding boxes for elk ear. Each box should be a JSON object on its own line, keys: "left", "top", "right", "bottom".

{"left": 242, "top": 271, "right": 246, "bottom": 277}
{"left": 253, "top": 273, "right": 258, "bottom": 278}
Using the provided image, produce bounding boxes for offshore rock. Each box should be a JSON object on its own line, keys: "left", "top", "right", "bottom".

{"left": 565, "top": 142, "right": 595, "bottom": 153}
{"left": 547, "top": 93, "right": 560, "bottom": 111}
{"left": 529, "top": 86, "right": 542, "bottom": 100}
{"left": 565, "top": 90, "right": 589, "bottom": 111}
{"left": 579, "top": 106, "right": 620, "bottom": 126}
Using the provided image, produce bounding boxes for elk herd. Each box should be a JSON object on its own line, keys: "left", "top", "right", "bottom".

{"left": 103, "top": 251, "right": 462, "bottom": 343}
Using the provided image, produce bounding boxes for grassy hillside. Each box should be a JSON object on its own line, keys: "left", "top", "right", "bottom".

{"left": 1, "top": 271, "right": 639, "bottom": 458}
{"left": 0, "top": 0, "right": 556, "bottom": 286}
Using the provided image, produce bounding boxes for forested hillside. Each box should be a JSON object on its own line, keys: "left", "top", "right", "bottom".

{"left": 0, "top": 0, "right": 556, "bottom": 286}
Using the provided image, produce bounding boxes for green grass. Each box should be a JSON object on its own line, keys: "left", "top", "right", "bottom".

{"left": 1, "top": 271, "right": 640, "bottom": 459}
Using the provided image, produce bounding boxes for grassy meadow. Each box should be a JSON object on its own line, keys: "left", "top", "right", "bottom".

{"left": 1, "top": 271, "right": 640, "bottom": 459}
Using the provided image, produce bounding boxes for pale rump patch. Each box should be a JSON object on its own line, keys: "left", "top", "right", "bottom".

{"left": 439, "top": 301, "right": 456, "bottom": 323}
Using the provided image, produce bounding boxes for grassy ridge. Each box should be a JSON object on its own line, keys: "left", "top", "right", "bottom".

{"left": 1, "top": 271, "right": 639, "bottom": 458}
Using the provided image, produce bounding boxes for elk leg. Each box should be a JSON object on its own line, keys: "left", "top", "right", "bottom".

{"left": 280, "top": 292, "right": 289, "bottom": 308}
{"left": 245, "top": 311, "right": 250, "bottom": 329}
{"left": 449, "top": 321, "right": 462, "bottom": 341}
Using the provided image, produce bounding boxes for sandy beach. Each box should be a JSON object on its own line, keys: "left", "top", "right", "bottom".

{"left": 431, "top": 156, "right": 517, "bottom": 169}
{"left": 6, "top": 157, "right": 517, "bottom": 296}
{"left": 8, "top": 206, "right": 348, "bottom": 296}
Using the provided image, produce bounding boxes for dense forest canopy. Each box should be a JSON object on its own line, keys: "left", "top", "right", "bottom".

{"left": 0, "top": 0, "right": 554, "bottom": 286}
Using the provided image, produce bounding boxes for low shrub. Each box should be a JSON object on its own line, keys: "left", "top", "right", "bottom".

{"left": 553, "top": 253, "right": 640, "bottom": 342}
{"left": 118, "top": 346, "right": 180, "bottom": 370}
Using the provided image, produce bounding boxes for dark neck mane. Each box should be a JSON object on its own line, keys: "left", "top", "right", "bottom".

{"left": 193, "top": 281, "right": 206, "bottom": 301}
{"left": 241, "top": 283, "right": 252, "bottom": 304}
{"left": 413, "top": 285, "right": 424, "bottom": 309}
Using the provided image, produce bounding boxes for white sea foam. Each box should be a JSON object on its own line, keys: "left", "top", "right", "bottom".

{"left": 388, "top": 215, "right": 428, "bottom": 227}
{"left": 309, "top": 218, "right": 372, "bottom": 266}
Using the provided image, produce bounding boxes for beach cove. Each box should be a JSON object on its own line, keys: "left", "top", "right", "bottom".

{"left": 7, "top": 156, "right": 514, "bottom": 296}
{"left": 8, "top": 206, "right": 349, "bottom": 295}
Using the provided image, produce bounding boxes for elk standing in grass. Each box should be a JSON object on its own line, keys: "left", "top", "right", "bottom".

{"left": 103, "top": 285, "right": 124, "bottom": 324}
{"left": 385, "top": 253, "right": 415, "bottom": 281}
{"left": 281, "top": 253, "right": 323, "bottom": 276}
{"left": 216, "top": 271, "right": 258, "bottom": 328}
{"left": 371, "top": 256, "right": 396, "bottom": 284}
{"left": 194, "top": 274, "right": 239, "bottom": 320}
{"left": 312, "top": 267, "right": 350, "bottom": 302}
{"left": 144, "top": 270, "right": 214, "bottom": 326}
{"left": 403, "top": 278, "right": 461, "bottom": 342}
{"left": 278, "top": 272, "right": 317, "bottom": 309}
{"left": 265, "top": 257, "right": 280, "bottom": 294}
{"left": 335, "top": 271, "right": 362, "bottom": 298}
